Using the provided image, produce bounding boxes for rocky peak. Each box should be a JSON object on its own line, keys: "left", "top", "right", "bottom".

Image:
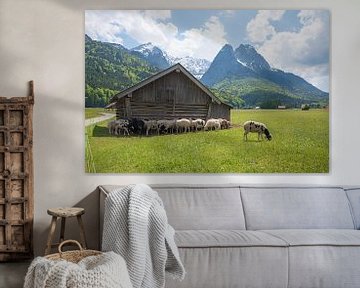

{"left": 234, "top": 44, "right": 271, "bottom": 72}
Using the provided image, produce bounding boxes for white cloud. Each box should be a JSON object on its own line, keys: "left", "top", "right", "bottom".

{"left": 85, "top": 11, "right": 125, "bottom": 44}
{"left": 85, "top": 10, "right": 177, "bottom": 46}
{"left": 247, "top": 10, "right": 329, "bottom": 92}
{"left": 247, "top": 10, "right": 285, "bottom": 43}
{"left": 302, "top": 65, "right": 329, "bottom": 93}
{"left": 167, "top": 16, "right": 227, "bottom": 60}
{"left": 85, "top": 10, "right": 227, "bottom": 61}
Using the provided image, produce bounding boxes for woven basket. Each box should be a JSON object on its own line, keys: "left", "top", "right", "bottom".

{"left": 45, "top": 240, "right": 102, "bottom": 263}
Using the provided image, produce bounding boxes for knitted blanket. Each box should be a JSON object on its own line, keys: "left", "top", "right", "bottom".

{"left": 24, "top": 251, "right": 132, "bottom": 288}
{"left": 102, "top": 184, "right": 185, "bottom": 288}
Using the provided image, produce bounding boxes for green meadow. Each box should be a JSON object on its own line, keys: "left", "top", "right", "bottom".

{"left": 85, "top": 109, "right": 329, "bottom": 173}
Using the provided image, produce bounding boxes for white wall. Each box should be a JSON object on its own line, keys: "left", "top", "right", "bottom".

{"left": 0, "top": 0, "right": 360, "bottom": 256}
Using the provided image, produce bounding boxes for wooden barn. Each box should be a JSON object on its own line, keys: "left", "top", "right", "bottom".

{"left": 107, "top": 63, "right": 232, "bottom": 121}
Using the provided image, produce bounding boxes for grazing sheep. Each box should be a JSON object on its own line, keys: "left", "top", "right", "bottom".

{"left": 128, "top": 118, "right": 145, "bottom": 135}
{"left": 114, "top": 121, "right": 130, "bottom": 136}
{"left": 157, "top": 119, "right": 176, "bottom": 134}
{"left": 204, "top": 118, "right": 221, "bottom": 131}
{"left": 108, "top": 120, "right": 117, "bottom": 135}
{"left": 192, "top": 119, "right": 206, "bottom": 131}
{"left": 219, "top": 118, "right": 231, "bottom": 129}
{"left": 243, "top": 120, "right": 272, "bottom": 141}
{"left": 176, "top": 118, "right": 192, "bottom": 133}
{"left": 108, "top": 119, "right": 129, "bottom": 135}
{"left": 143, "top": 120, "right": 158, "bottom": 136}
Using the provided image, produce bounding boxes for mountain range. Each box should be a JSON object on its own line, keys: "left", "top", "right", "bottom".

{"left": 131, "top": 42, "right": 211, "bottom": 78}
{"left": 202, "top": 43, "right": 328, "bottom": 108}
{"left": 85, "top": 34, "right": 328, "bottom": 108}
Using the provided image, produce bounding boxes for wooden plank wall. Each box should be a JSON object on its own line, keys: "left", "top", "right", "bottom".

{"left": 211, "top": 103, "right": 231, "bottom": 120}
{"left": 115, "top": 70, "right": 231, "bottom": 120}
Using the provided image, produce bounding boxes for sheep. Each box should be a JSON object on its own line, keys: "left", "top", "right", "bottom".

{"left": 243, "top": 120, "right": 272, "bottom": 141}
{"left": 157, "top": 119, "right": 177, "bottom": 134}
{"left": 108, "top": 119, "right": 129, "bottom": 135}
{"left": 114, "top": 121, "right": 130, "bottom": 136}
{"left": 192, "top": 119, "right": 206, "bottom": 131}
{"left": 176, "top": 118, "right": 192, "bottom": 133}
{"left": 108, "top": 120, "right": 118, "bottom": 135}
{"left": 143, "top": 120, "right": 158, "bottom": 136}
{"left": 204, "top": 118, "right": 221, "bottom": 131}
{"left": 128, "top": 118, "right": 145, "bottom": 135}
{"left": 219, "top": 118, "right": 231, "bottom": 129}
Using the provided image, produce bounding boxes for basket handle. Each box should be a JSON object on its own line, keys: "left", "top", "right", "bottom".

{"left": 58, "top": 240, "right": 83, "bottom": 255}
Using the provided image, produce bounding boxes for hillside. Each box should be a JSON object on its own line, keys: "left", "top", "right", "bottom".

{"left": 85, "top": 35, "right": 159, "bottom": 107}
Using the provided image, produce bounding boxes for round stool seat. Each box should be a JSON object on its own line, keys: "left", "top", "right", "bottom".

{"left": 45, "top": 207, "right": 88, "bottom": 255}
{"left": 47, "top": 207, "right": 85, "bottom": 218}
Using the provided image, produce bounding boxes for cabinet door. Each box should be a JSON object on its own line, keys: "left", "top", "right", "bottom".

{"left": 0, "top": 102, "right": 33, "bottom": 261}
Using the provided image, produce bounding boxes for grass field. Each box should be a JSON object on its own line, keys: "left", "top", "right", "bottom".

{"left": 85, "top": 108, "right": 115, "bottom": 119}
{"left": 85, "top": 109, "right": 329, "bottom": 173}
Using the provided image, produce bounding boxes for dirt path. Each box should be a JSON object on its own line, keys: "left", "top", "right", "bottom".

{"left": 85, "top": 113, "right": 115, "bottom": 127}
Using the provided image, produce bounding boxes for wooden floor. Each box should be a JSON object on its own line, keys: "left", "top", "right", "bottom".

{"left": 0, "top": 261, "right": 30, "bottom": 288}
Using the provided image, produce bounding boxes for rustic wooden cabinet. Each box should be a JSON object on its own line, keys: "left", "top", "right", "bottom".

{"left": 0, "top": 81, "right": 34, "bottom": 261}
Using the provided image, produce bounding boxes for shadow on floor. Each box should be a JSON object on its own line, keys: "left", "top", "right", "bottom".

{"left": 0, "top": 260, "right": 31, "bottom": 288}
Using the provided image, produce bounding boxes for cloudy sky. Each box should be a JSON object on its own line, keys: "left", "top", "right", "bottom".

{"left": 85, "top": 10, "right": 330, "bottom": 92}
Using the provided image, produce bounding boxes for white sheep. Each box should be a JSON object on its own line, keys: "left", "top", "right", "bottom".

{"left": 219, "top": 118, "right": 231, "bottom": 129}
{"left": 108, "top": 120, "right": 117, "bottom": 135}
{"left": 108, "top": 119, "right": 129, "bottom": 135}
{"left": 204, "top": 118, "right": 221, "bottom": 131}
{"left": 243, "top": 120, "right": 272, "bottom": 141}
{"left": 114, "top": 121, "right": 130, "bottom": 136}
{"left": 176, "top": 118, "right": 192, "bottom": 133}
{"left": 192, "top": 119, "right": 206, "bottom": 131}
{"left": 143, "top": 120, "right": 158, "bottom": 136}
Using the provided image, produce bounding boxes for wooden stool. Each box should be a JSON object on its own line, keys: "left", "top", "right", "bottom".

{"left": 45, "top": 207, "right": 87, "bottom": 255}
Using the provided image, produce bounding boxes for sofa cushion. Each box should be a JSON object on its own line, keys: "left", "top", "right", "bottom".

{"left": 241, "top": 187, "right": 355, "bottom": 230}
{"left": 175, "top": 230, "right": 287, "bottom": 248}
{"left": 100, "top": 185, "right": 246, "bottom": 230}
{"left": 154, "top": 186, "right": 246, "bottom": 230}
{"left": 165, "top": 246, "right": 288, "bottom": 288}
{"left": 261, "top": 230, "right": 360, "bottom": 287}
{"left": 345, "top": 188, "right": 360, "bottom": 229}
{"left": 262, "top": 229, "right": 360, "bottom": 246}
{"left": 287, "top": 246, "right": 360, "bottom": 288}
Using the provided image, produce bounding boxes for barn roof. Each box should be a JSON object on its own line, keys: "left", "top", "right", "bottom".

{"left": 106, "top": 63, "right": 232, "bottom": 108}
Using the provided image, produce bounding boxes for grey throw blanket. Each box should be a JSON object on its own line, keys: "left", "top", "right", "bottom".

{"left": 102, "top": 184, "right": 185, "bottom": 288}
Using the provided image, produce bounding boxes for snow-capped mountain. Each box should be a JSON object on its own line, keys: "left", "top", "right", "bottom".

{"left": 201, "top": 44, "right": 255, "bottom": 86}
{"left": 234, "top": 44, "right": 271, "bottom": 72}
{"left": 131, "top": 42, "right": 210, "bottom": 79}
{"left": 201, "top": 43, "right": 328, "bottom": 102}
{"left": 171, "top": 56, "right": 211, "bottom": 79}
{"left": 131, "top": 42, "right": 170, "bottom": 69}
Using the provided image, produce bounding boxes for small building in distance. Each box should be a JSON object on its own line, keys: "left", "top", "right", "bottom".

{"left": 301, "top": 104, "right": 310, "bottom": 110}
{"left": 278, "top": 105, "right": 286, "bottom": 109}
{"left": 107, "top": 63, "right": 232, "bottom": 120}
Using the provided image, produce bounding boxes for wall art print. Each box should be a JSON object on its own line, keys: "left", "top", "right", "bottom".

{"left": 85, "top": 9, "right": 330, "bottom": 173}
